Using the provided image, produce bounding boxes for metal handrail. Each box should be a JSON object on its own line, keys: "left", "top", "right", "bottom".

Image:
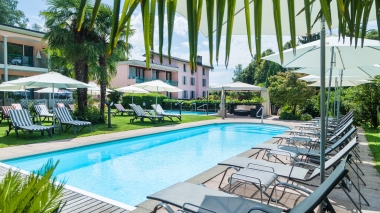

{"left": 256, "top": 106, "right": 264, "bottom": 124}
{"left": 196, "top": 104, "right": 207, "bottom": 111}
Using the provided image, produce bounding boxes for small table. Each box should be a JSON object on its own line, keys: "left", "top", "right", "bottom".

{"left": 234, "top": 110, "right": 249, "bottom": 116}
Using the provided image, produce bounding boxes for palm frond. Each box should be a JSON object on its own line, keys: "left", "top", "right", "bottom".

{"left": 254, "top": 0, "right": 262, "bottom": 62}
{"left": 167, "top": 0, "right": 177, "bottom": 64}
{"left": 158, "top": 0, "right": 165, "bottom": 64}
{"left": 205, "top": 0, "right": 214, "bottom": 67}
{"left": 215, "top": 0, "right": 226, "bottom": 65}
{"left": 225, "top": 0, "right": 236, "bottom": 68}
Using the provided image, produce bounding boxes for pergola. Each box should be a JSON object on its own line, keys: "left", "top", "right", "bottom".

{"left": 208, "top": 82, "right": 270, "bottom": 119}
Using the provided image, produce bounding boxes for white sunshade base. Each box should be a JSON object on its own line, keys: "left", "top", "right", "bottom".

{"left": 176, "top": 1, "right": 376, "bottom": 37}
{"left": 208, "top": 81, "right": 265, "bottom": 92}
{"left": 133, "top": 80, "right": 183, "bottom": 92}
{"left": 262, "top": 36, "right": 380, "bottom": 69}
{"left": 294, "top": 66, "right": 380, "bottom": 79}
{"left": 308, "top": 80, "right": 371, "bottom": 87}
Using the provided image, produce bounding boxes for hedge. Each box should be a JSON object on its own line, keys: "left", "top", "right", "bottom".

{"left": 121, "top": 93, "right": 168, "bottom": 109}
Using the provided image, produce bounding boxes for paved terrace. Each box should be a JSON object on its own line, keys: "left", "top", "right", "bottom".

{"left": 0, "top": 115, "right": 378, "bottom": 212}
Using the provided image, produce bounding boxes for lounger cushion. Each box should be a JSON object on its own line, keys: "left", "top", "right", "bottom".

{"left": 63, "top": 120, "right": 91, "bottom": 126}
{"left": 232, "top": 168, "right": 277, "bottom": 189}
{"left": 147, "top": 182, "right": 283, "bottom": 213}
{"left": 219, "top": 157, "right": 309, "bottom": 180}
{"left": 20, "top": 125, "right": 52, "bottom": 131}
{"left": 35, "top": 105, "right": 53, "bottom": 116}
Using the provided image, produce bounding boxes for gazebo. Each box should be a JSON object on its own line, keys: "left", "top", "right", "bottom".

{"left": 208, "top": 82, "right": 270, "bottom": 119}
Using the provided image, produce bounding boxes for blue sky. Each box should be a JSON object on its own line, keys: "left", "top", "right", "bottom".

{"left": 18, "top": 0, "right": 288, "bottom": 86}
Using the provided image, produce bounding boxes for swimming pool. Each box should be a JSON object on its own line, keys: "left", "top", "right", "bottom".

{"left": 3, "top": 123, "right": 287, "bottom": 207}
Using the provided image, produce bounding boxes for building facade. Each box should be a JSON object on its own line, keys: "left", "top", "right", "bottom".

{"left": 0, "top": 24, "right": 48, "bottom": 82}
{"left": 111, "top": 52, "right": 212, "bottom": 99}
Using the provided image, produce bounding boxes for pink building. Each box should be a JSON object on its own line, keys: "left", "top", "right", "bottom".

{"left": 111, "top": 52, "right": 212, "bottom": 99}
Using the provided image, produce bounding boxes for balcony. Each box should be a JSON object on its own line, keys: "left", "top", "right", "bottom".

{"left": 0, "top": 53, "right": 48, "bottom": 69}
{"left": 133, "top": 77, "right": 179, "bottom": 86}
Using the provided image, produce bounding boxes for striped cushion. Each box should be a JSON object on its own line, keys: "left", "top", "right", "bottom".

{"left": 63, "top": 120, "right": 91, "bottom": 126}
{"left": 9, "top": 109, "right": 33, "bottom": 127}
{"left": 55, "top": 107, "right": 74, "bottom": 122}
{"left": 1, "top": 106, "right": 15, "bottom": 118}
{"left": 129, "top": 104, "right": 143, "bottom": 116}
{"left": 135, "top": 105, "right": 147, "bottom": 116}
{"left": 35, "top": 105, "right": 53, "bottom": 116}
{"left": 56, "top": 103, "right": 65, "bottom": 108}
{"left": 11, "top": 104, "right": 22, "bottom": 110}
{"left": 115, "top": 103, "right": 127, "bottom": 112}
{"left": 22, "top": 125, "right": 52, "bottom": 131}
{"left": 152, "top": 104, "right": 164, "bottom": 114}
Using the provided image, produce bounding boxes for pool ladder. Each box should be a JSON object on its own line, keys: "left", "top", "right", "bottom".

{"left": 256, "top": 106, "right": 264, "bottom": 124}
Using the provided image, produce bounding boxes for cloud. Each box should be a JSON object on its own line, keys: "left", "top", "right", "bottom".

{"left": 181, "top": 42, "right": 189, "bottom": 48}
{"left": 173, "top": 15, "right": 188, "bottom": 37}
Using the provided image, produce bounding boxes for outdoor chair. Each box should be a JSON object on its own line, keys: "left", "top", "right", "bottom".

{"left": 152, "top": 104, "right": 181, "bottom": 121}
{"left": 34, "top": 104, "right": 54, "bottom": 123}
{"left": 56, "top": 103, "right": 66, "bottom": 108}
{"left": 112, "top": 103, "right": 134, "bottom": 116}
{"left": 217, "top": 139, "right": 369, "bottom": 211}
{"left": 54, "top": 107, "right": 92, "bottom": 135}
{"left": 147, "top": 158, "right": 349, "bottom": 213}
{"left": 254, "top": 126, "right": 357, "bottom": 165}
{"left": 0, "top": 106, "right": 14, "bottom": 124}
{"left": 11, "top": 103, "right": 23, "bottom": 110}
{"left": 129, "top": 104, "right": 164, "bottom": 124}
{"left": 8, "top": 109, "right": 53, "bottom": 140}
{"left": 68, "top": 104, "right": 75, "bottom": 113}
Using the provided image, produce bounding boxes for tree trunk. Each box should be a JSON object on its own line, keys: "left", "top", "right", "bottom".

{"left": 75, "top": 60, "right": 88, "bottom": 115}
{"left": 98, "top": 56, "right": 107, "bottom": 120}
{"left": 292, "top": 104, "right": 297, "bottom": 115}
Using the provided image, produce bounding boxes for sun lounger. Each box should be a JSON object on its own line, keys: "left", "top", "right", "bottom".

{"left": 34, "top": 104, "right": 54, "bottom": 123}
{"left": 152, "top": 104, "right": 181, "bottom": 121}
{"left": 68, "top": 104, "right": 75, "bottom": 113}
{"left": 129, "top": 104, "right": 164, "bottom": 124}
{"left": 54, "top": 107, "right": 92, "bottom": 134}
{"left": 147, "top": 159, "right": 349, "bottom": 213}
{"left": 112, "top": 103, "right": 134, "bottom": 116}
{"left": 56, "top": 103, "right": 65, "bottom": 108}
{"left": 217, "top": 139, "right": 369, "bottom": 210}
{"left": 254, "top": 127, "right": 357, "bottom": 164}
{"left": 9, "top": 109, "right": 53, "bottom": 140}
{"left": 0, "top": 106, "right": 14, "bottom": 124}
{"left": 11, "top": 103, "right": 23, "bottom": 110}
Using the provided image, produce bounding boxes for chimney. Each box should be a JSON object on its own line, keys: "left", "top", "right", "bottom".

{"left": 196, "top": 55, "right": 202, "bottom": 65}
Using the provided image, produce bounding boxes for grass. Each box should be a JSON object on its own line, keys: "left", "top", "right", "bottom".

{"left": 363, "top": 127, "right": 380, "bottom": 174}
{"left": 0, "top": 114, "right": 218, "bottom": 148}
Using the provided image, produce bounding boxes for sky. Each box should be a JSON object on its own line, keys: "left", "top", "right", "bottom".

{"left": 17, "top": 0, "right": 378, "bottom": 86}
{"left": 17, "top": 0, "right": 288, "bottom": 86}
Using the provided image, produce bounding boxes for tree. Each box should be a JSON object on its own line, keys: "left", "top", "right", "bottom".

{"left": 232, "top": 64, "right": 244, "bottom": 82}
{"left": 268, "top": 71, "right": 316, "bottom": 115}
{"left": 0, "top": 0, "right": 28, "bottom": 28}
{"left": 30, "top": 23, "right": 43, "bottom": 32}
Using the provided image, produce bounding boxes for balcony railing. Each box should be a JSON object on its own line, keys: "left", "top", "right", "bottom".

{"left": 0, "top": 53, "right": 48, "bottom": 69}
{"left": 131, "top": 77, "right": 179, "bottom": 86}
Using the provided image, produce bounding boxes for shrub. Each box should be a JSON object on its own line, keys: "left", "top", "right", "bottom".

{"left": 107, "top": 90, "right": 124, "bottom": 105}
{"left": 74, "top": 105, "right": 105, "bottom": 124}
{"left": 300, "top": 113, "right": 313, "bottom": 121}
{"left": 279, "top": 111, "right": 301, "bottom": 120}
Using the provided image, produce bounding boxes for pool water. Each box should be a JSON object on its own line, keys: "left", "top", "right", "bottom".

{"left": 3, "top": 123, "right": 287, "bottom": 206}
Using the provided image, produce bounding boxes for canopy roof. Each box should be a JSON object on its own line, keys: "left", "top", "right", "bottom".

{"left": 208, "top": 82, "right": 266, "bottom": 92}
{"left": 34, "top": 87, "right": 72, "bottom": 94}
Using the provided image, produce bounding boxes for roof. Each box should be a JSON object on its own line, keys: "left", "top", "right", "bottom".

{"left": 142, "top": 51, "right": 213, "bottom": 69}
{"left": 118, "top": 60, "right": 180, "bottom": 72}
{"left": 0, "top": 23, "right": 45, "bottom": 38}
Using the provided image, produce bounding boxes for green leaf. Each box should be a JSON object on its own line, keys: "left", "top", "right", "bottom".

{"left": 107, "top": 0, "right": 121, "bottom": 55}
{"left": 361, "top": 0, "right": 374, "bottom": 47}
{"left": 320, "top": 0, "right": 332, "bottom": 30}
{"left": 354, "top": 0, "right": 364, "bottom": 48}
{"left": 244, "top": 0, "right": 253, "bottom": 58}
{"left": 225, "top": 0, "right": 236, "bottom": 68}
{"left": 375, "top": 0, "right": 380, "bottom": 40}
{"left": 254, "top": 0, "right": 262, "bottom": 62}
{"left": 287, "top": 0, "right": 296, "bottom": 53}
{"left": 194, "top": 0, "right": 203, "bottom": 72}
{"left": 216, "top": 0, "right": 226, "bottom": 65}
{"left": 76, "top": 0, "right": 88, "bottom": 31}
{"left": 150, "top": 0, "right": 157, "bottom": 50}
{"left": 141, "top": 0, "right": 151, "bottom": 69}
{"left": 158, "top": 0, "right": 165, "bottom": 64}
{"left": 303, "top": 0, "right": 311, "bottom": 37}
{"left": 117, "top": 0, "right": 139, "bottom": 38}
{"left": 336, "top": 0, "right": 344, "bottom": 41}
{"left": 186, "top": 0, "right": 195, "bottom": 71}
{"left": 167, "top": 0, "right": 177, "bottom": 64}
{"left": 205, "top": 0, "right": 214, "bottom": 67}
{"left": 272, "top": 0, "right": 283, "bottom": 64}
{"left": 89, "top": 0, "right": 102, "bottom": 30}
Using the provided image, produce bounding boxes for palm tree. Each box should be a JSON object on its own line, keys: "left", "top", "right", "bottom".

{"left": 88, "top": 4, "right": 132, "bottom": 118}
{"left": 75, "top": 0, "right": 380, "bottom": 69}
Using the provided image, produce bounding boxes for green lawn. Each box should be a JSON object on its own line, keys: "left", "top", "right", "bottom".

{"left": 0, "top": 114, "right": 218, "bottom": 148}
{"left": 363, "top": 128, "right": 380, "bottom": 174}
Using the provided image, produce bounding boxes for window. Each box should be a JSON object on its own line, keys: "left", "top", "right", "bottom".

{"left": 182, "top": 76, "right": 186, "bottom": 85}
{"left": 183, "top": 90, "right": 188, "bottom": 99}
{"left": 129, "top": 67, "right": 136, "bottom": 79}
{"left": 202, "top": 91, "right": 206, "bottom": 98}
{"left": 202, "top": 79, "right": 206, "bottom": 87}
{"left": 202, "top": 68, "right": 205, "bottom": 75}
{"left": 191, "top": 77, "right": 195, "bottom": 86}
{"left": 190, "top": 91, "right": 195, "bottom": 99}
{"left": 166, "top": 92, "right": 171, "bottom": 98}
{"left": 183, "top": 64, "right": 186, "bottom": 72}
{"left": 152, "top": 70, "right": 157, "bottom": 79}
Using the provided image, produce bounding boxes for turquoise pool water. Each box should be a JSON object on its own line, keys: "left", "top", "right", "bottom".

{"left": 3, "top": 123, "right": 287, "bottom": 206}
